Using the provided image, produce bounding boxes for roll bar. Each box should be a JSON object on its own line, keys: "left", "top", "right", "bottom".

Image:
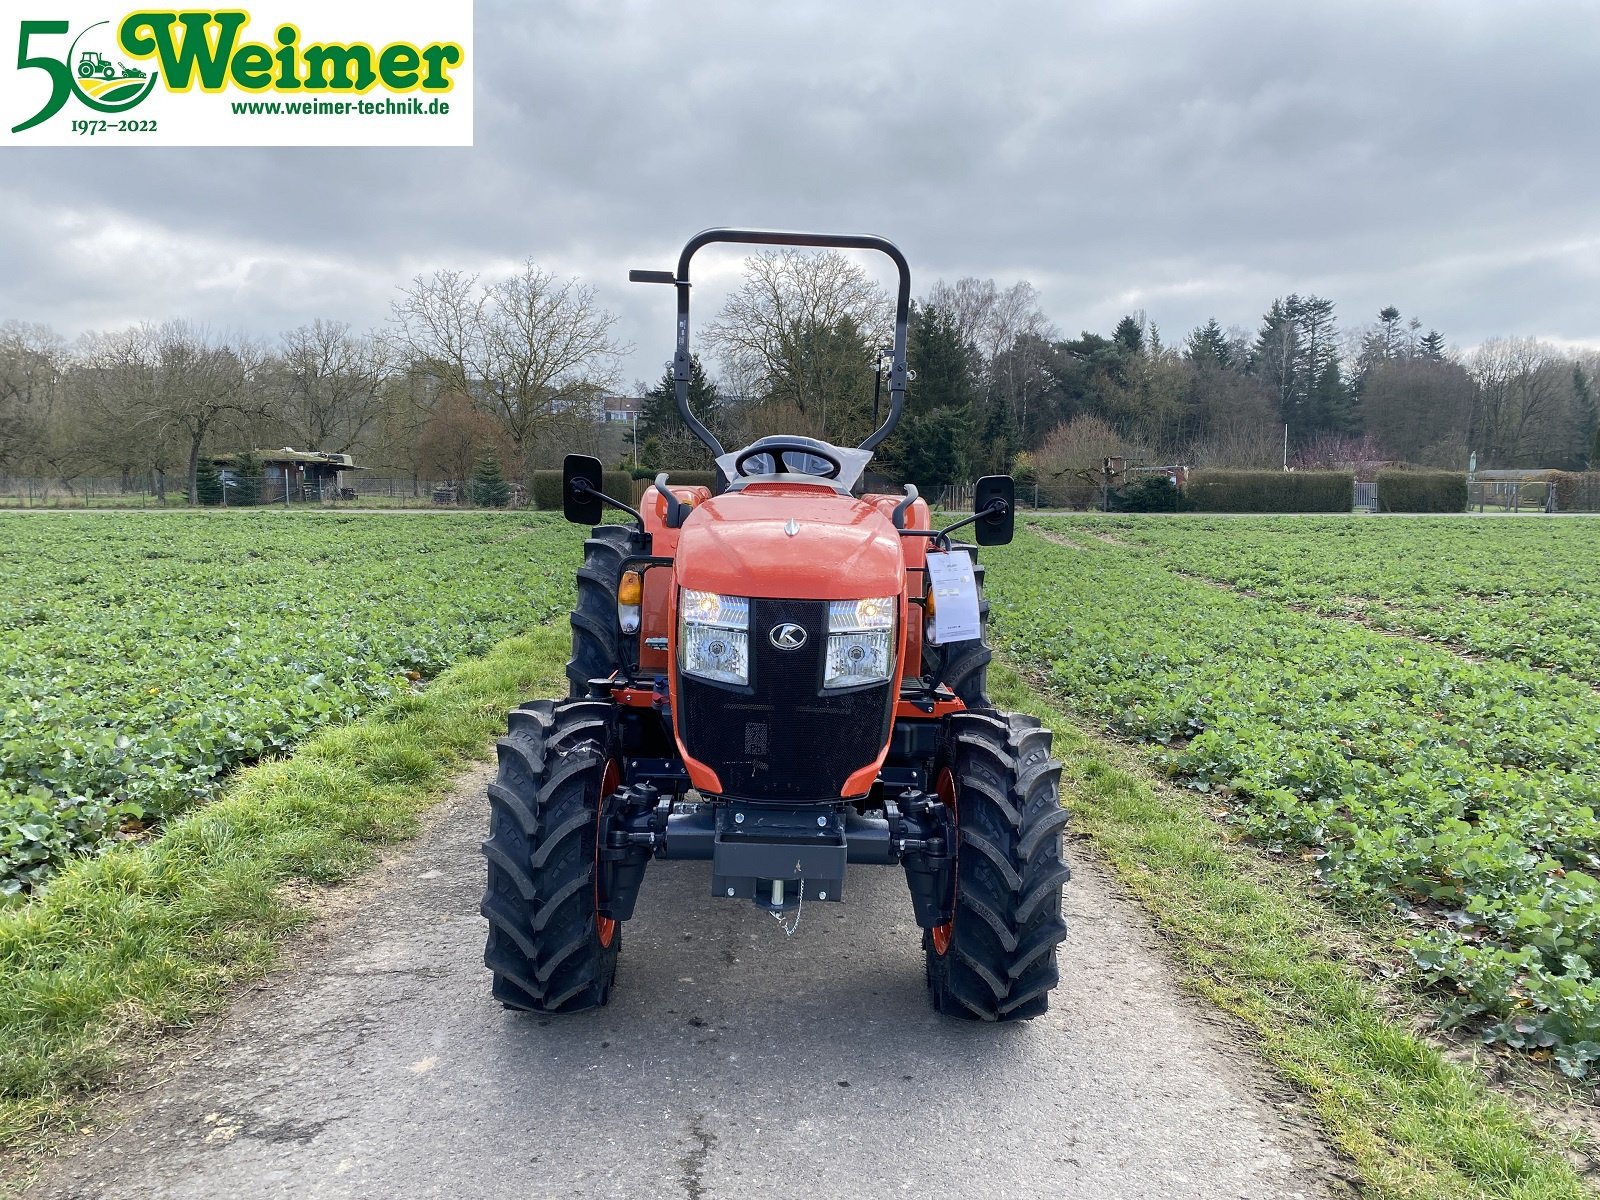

{"left": 629, "top": 228, "right": 913, "bottom": 458}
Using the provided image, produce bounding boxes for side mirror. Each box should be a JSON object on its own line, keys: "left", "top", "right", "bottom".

{"left": 562, "top": 454, "right": 604, "bottom": 525}
{"left": 972, "top": 475, "right": 1015, "bottom": 546}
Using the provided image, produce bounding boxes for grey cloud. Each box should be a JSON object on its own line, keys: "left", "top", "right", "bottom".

{"left": 2, "top": 0, "right": 1597, "bottom": 371}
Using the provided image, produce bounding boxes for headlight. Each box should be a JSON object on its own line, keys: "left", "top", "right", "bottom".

{"left": 679, "top": 588, "right": 749, "bottom": 685}
{"left": 825, "top": 595, "right": 896, "bottom": 689}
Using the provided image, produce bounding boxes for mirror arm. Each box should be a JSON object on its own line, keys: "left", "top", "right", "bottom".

{"left": 934, "top": 499, "right": 1009, "bottom": 547}
{"left": 572, "top": 477, "right": 645, "bottom": 533}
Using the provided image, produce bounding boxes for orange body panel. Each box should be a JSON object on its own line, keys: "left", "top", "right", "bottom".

{"left": 628, "top": 480, "right": 937, "bottom": 801}
{"left": 673, "top": 483, "right": 905, "bottom": 599}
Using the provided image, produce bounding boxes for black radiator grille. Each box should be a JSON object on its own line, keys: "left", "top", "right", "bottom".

{"left": 679, "top": 598, "right": 892, "bottom": 801}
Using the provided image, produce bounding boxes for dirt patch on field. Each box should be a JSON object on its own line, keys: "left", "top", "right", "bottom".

{"left": 1026, "top": 524, "right": 1087, "bottom": 550}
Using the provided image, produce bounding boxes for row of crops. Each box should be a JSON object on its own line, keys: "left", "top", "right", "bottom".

{"left": 989, "top": 518, "right": 1600, "bottom": 1076}
{"left": 0, "top": 512, "right": 575, "bottom": 896}
{"left": 1094, "top": 515, "right": 1600, "bottom": 685}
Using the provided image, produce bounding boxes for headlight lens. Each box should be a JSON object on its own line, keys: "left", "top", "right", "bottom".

{"left": 679, "top": 589, "right": 749, "bottom": 685}
{"left": 824, "top": 596, "right": 896, "bottom": 689}
{"left": 829, "top": 596, "right": 895, "bottom": 632}
{"left": 824, "top": 629, "right": 894, "bottom": 689}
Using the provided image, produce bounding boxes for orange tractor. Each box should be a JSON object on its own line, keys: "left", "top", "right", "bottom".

{"left": 481, "top": 229, "right": 1068, "bottom": 1020}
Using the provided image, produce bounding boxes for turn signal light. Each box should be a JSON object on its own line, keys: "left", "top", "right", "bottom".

{"left": 618, "top": 571, "right": 643, "bottom": 606}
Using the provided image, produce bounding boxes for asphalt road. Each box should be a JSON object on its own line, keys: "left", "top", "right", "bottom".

{"left": 32, "top": 766, "right": 1341, "bottom": 1200}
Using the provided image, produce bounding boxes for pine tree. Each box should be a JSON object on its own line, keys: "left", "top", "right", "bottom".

{"left": 195, "top": 458, "right": 223, "bottom": 506}
{"left": 469, "top": 452, "right": 511, "bottom": 508}
{"left": 1112, "top": 314, "right": 1145, "bottom": 355}
{"left": 233, "top": 452, "right": 263, "bottom": 506}
{"left": 1183, "top": 318, "right": 1232, "bottom": 368}
{"left": 883, "top": 302, "right": 976, "bottom": 484}
{"left": 640, "top": 353, "right": 720, "bottom": 468}
{"left": 1418, "top": 330, "right": 1447, "bottom": 361}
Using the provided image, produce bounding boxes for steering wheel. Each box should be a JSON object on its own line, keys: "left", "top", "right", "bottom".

{"left": 733, "top": 438, "right": 844, "bottom": 480}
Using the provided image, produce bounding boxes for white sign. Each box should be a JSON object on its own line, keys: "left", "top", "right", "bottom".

{"left": 2, "top": 2, "right": 473, "bottom": 146}
{"left": 925, "top": 551, "right": 982, "bottom": 644}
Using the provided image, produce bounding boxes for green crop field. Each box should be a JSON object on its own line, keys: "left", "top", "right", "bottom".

{"left": 989, "top": 516, "right": 1600, "bottom": 1078}
{"left": 0, "top": 512, "right": 573, "bottom": 896}
{"left": 4, "top": 509, "right": 1600, "bottom": 1087}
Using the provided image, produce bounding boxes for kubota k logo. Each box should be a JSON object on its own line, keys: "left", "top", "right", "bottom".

{"left": 770, "top": 624, "right": 807, "bottom": 651}
{"left": 12, "top": 19, "right": 159, "bottom": 132}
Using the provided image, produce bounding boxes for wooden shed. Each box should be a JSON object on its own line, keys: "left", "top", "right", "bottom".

{"left": 219, "top": 449, "right": 367, "bottom": 503}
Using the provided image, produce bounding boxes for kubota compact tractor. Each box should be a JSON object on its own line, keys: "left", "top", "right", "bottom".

{"left": 481, "top": 229, "right": 1068, "bottom": 1021}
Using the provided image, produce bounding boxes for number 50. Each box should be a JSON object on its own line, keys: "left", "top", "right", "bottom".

{"left": 12, "top": 21, "right": 71, "bottom": 134}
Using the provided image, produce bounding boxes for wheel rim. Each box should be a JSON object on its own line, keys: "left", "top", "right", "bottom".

{"left": 930, "top": 766, "right": 957, "bottom": 956}
{"left": 595, "top": 758, "right": 620, "bottom": 948}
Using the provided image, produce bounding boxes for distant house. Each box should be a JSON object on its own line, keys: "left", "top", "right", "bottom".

{"left": 602, "top": 394, "right": 642, "bottom": 423}
{"left": 217, "top": 448, "right": 367, "bottom": 502}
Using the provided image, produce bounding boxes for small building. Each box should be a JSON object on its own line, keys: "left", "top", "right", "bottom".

{"left": 218, "top": 448, "right": 367, "bottom": 502}
{"left": 602, "top": 394, "right": 642, "bottom": 423}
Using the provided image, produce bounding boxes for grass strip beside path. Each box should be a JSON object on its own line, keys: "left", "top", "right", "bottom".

{"left": 0, "top": 627, "right": 567, "bottom": 1150}
{"left": 990, "top": 658, "right": 1595, "bottom": 1199}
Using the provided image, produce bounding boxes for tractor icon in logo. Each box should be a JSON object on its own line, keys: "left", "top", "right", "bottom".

{"left": 77, "top": 51, "right": 147, "bottom": 82}
{"left": 68, "top": 23, "right": 158, "bottom": 109}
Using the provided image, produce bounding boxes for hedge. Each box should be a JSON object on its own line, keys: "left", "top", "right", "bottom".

{"left": 1376, "top": 470, "right": 1467, "bottom": 513}
{"left": 1553, "top": 472, "right": 1600, "bottom": 512}
{"left": 528, "top": 469, "right": 632, "bottom": 511}
{"left": 1184, "top": 470, "right": 1353, "bottom": 513}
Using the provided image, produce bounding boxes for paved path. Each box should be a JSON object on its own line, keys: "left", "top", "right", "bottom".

{"left": 32, "top": 768, "right": 1341, "bottom": 1200}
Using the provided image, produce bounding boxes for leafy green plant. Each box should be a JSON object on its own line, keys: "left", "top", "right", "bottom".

{"left": 0, "top": 512, "right": 577, "bottom": 893}
{"left": 991, "top": 519, "right": 1600, "bottom": 1076}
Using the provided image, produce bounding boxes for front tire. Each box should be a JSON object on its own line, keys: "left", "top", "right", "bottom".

{"left": 481, "top": 698, "right": 620, "bottom": 1013}
{"left": 566, "top": 525, "right": 633, "bottom": 697}
{"left": 926, "top": 711, "right": 1069, "bottom": 1021}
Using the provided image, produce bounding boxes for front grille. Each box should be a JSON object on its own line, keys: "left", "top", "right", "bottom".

{"left": 679, "top": 598, "right": 892, "bottom": 801}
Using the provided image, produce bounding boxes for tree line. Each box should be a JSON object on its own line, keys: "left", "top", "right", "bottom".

{"left": 4, "top": 250, "right": 1597, "bottom": 503}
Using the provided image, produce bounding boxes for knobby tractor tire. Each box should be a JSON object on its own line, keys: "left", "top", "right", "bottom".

{"left": 924, "top": 561, "right": 993, "bottom": 710}
{"left": 926, "top": 711, "right": 1069, "bottom": 1021}
{"left": 566, "top": 524, "right": 633, "bottom": 697}
{"left": 481, "top": 697, "right": 620, "bottom": 1013}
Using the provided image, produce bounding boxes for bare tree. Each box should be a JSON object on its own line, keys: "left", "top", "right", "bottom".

{"left": 0, "top": 321, "right": 70, "bottom": 472}
{"left": 1362, "top": 356, "right": 1475, "bottom": 465}
{"left": 78, "top": 321, "right": 267, "bottom": 503}
{"left": 1033, "top": 413, "right": 1146, "bottom": 508}
{"left": 1467, "top": 337, "right": 1568, "bottom": 466}
{"left": 702, "top": 249, "right": 891, "bottom": 445}
{"left": 391, "top": 261, "right": 626, "bottom": 468}
{"left": 272, "top": 319, "right": 393, "bottom": 453}
{"left": 927, "top": 277, "right": 1056, "bottom": 442}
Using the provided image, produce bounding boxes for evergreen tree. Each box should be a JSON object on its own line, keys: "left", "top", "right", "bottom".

{"left": 1418, "top": 330, "right": 1447, "bottom": 361}
{"left": 1250, "top": 294, "right": 1351, "bottom": 438}
{"left": 640, "top": 353, "right": 721, "bottom": 468}
{"left": 1112, "top": 314, "right": 1145, "bottom": 355}
{"left": 194, "top": 457, "right": 223, "bottom": 506}
{"left": 468, "top": 452, "right": 511, "bottom": 508}
{"left": 1574, "top": 363, "right": 1598, "bottom": 469}
{"left": 233, "top": 451, "right": 263, "bottom": 506}
{"left": 1183, "top": 318, "right": 1232, "bottom": 369}
{"left": 883, "top": 303, "right": 976, "bottom": 485}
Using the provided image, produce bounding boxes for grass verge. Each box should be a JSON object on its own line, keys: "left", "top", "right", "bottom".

{"left": 0, "top": 626, "right": 567, "bottom": 1152}
{"left": 990, "top": 656, "right": 1595, "bottom": 1199}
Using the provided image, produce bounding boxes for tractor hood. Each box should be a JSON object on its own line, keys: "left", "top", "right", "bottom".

{"left": 674, "top": 484, "right": 903, "bottom": 600}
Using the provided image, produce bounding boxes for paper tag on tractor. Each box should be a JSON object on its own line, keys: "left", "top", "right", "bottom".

{"left": 925, "top": 551, "right": 981, "bottom": 644}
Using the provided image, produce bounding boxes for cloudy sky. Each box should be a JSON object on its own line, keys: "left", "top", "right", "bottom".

{"left": 4, "top": 0, "right": 1598, "bottom": 379}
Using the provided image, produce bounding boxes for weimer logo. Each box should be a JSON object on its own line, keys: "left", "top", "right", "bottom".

{"left": 4, "top": 4, "right": 473, "bottom": 146}
{"left": 12, "top": 19, "right": 160, "bottom": 131}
